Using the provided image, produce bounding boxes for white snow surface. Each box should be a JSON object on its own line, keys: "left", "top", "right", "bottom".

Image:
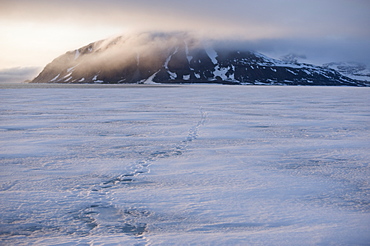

{"left": 144, "top": 71, "right": 160, "bottom": 84}
{"left": 64, "top": 76, "right": 72, "bottom": 82}
{"left": 164, "top": 48, "right": 178, "bottom": 80}
{"left": 67, "top": 65, "right": 79, "bottom": 73}
{"left": 204, "top": 47, "right": 218, "bottom": 64}
{"left": 1, "top": 85, "right": 370, "bottom": 245}
{"left": 49, "top": 74, "right": 60, "bottom": 82}
{"left": 213, "top": 65, "right": 229, "bottom": 80}
{"left": 164, "top": 48, "right": 178, "bottom": 70}
{"left": 213, "top": 65, "right": 236, "bottom": 81}
{"left": 63, "top": 72, "right": 73, "bottom": 78}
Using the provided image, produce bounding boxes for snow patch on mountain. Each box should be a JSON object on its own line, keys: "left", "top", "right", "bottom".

{"left": 205, "top": 47, "right": 218, "bottom": 64}
{"left": 50, "top": 74, "right": 60, "bottom": 82}
{"left": 165, "top": 47, "right": 178, "bottom": 69}
{"left": 64, "top": 72, "right": 72, "bottom": 78}
{"left": 144, "top": 71, "right": 160, "bottom": 84}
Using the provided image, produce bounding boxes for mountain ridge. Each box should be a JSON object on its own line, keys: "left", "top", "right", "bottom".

{"left": 323, "top": 61, "right": 370, "bottom": 82}
{"left": 31, "top": 32, "right": 369, "bottom": 86}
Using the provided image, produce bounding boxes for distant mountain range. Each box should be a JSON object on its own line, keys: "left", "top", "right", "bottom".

{"left": 31, "top": 32, "right": 369, "bottom": 86}
{"left": 0, "top": 67, "right": 41, "bottom": 83}
{"left": 323, "top": 62, "right": 370, "bottom": 82}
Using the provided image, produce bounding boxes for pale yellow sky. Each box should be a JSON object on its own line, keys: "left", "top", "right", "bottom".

{"left": 1, "top": 0, "right": 370, "bottom": 70}
{"left": 1, "top": 20, "right": 123, "bottom": 69}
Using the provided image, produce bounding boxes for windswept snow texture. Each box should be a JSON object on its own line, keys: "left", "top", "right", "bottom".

{"left": 1, "top": 85, "right": 370, "bottom": 245}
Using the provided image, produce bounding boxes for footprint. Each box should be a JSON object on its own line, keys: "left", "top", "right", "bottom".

{"left": 76, "top": 204, "right": 149, "bottom": 236}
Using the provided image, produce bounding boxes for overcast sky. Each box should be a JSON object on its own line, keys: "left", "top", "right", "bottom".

{"left": 1, "top": 0, "right": 370, "bottom": 70}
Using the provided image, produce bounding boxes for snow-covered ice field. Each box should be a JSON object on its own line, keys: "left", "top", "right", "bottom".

{"left": 1, "top": 84, "right": 369, "bottom": 245}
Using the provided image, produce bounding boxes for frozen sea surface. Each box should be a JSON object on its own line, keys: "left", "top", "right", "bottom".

{"left": 1, "top": 84, "right": 370, "bottom": 245}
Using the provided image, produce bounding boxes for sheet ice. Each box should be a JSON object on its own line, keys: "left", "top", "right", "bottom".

{"left": 1, "top": 85, "right": 370, "bottom": 245}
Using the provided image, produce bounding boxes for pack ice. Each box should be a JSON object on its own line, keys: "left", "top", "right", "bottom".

{"left": 0, "top": 85, "right": 369, "bottom": 245}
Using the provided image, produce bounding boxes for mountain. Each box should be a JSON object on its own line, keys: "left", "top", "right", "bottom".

{"left": 31, "top": 32, "right": 369, "bottom": 86}
{"left": 323, "top": 62, "right": 370, "bottom": 82}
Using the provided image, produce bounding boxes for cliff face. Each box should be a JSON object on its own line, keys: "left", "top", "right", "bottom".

{"left": 31, "top": 33, "right": 368, "bottom": 86}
